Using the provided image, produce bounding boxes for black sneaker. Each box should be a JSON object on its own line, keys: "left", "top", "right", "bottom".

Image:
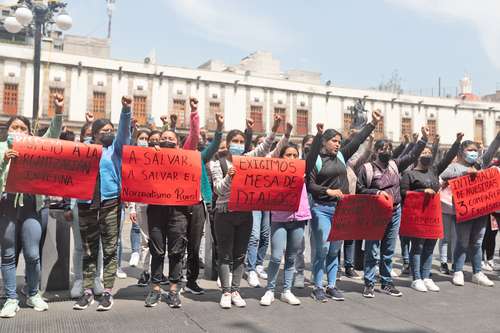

{"left": 381, "top": 283, "right": 402, "bottom": 297}
{"left": 165, "top": 291, "right": 182, "bottom": 308}
{"left": 97, "top": 292, "right": 114, "bottom": 311}
{"left": 145, "top": 289, "right": 161, "bottom": 307}
{"left": 160, "top": 275, "right": 170, "bottom": 285}
{"left": 401, "top": 263, "right": 411, "bottom": 275}
{"left": 311, "top": 288, "right": 328, "bottom": 303}
{"left": 137, "top": 271, "right": 151, "bottom": 287}
{"left": 440, "top": 263, "right": 451, "bottom": 275}
{"left": 363, "top": 285, "right": 375, "bottom": 298}
{"left": 184, "top": 281, "right": 205, "bottom": 295}
{"left": 73, "top": 292, "right": 94, "bottom": 310}
{"left": 345, "top": 267, "right": 362, "bottom": 280}
{"left": 326, "top": 287, "right": 345, "bottom": 301}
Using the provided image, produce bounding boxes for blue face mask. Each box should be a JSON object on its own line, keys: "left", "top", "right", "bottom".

{"left": 83, "top": 136, "right": 93, "bottom": 144}
{"left": 464, "top": 151, "right": 479, "bottom": 164}
{"left": 7, "top": 132, "right": 25, "bottom": 148}
{"left": 229, "top": 143, "right": 245, "bottom": 156}
{"left": 137, "top": 140, "right": 148, "bottom": 147}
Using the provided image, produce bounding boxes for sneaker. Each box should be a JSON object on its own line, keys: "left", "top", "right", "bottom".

{"left": 94, "top": 277, "right": 104, "bottom": 296}
{"left": 73, "top": 292, "right": 94, "bottom": 310}
{"left": 472, "top": 272, "right": 495, "bottom": 287}
{"left": 27, "top": 292, "right": 49, "bottom": 312}
{"left": 401, "top": 264, "right": 411, "bottom": 275}
{"left": 345, "top": 267, "right": 362, "bottom": 280}
{"left": 381, "top": 283, "right": 403, "bottom": 297}
{"left": 281, "top": 290, "right": 301, "bottom": 305}
{"left": 390, "top": 270, "right": 399, "bottom": 278}
{"left": 411, "top": 279, "right": 427, "bottom": 292}
{"left": 0, "top": 299, "right": 19, "bottom": 318}
{"left": 231, "top": 291, "right": 246, "bottom": 307}
{"left": 220, "top": 293, "right": 231, "bottom": 309}
{"left": 97, "top": 292, "right": 114, "bottom": 311}
{"left": 160, "top": 274, "right": 170, "bottom": 285}
{"left": 363, "top": 285, "right": 375, "bottom": 298}
{"left": 423, "top": 279, "right": 440, "bottom": 292}
{"left": 311, "top": 288, "right": 328, "bottom": 303}
{"left": 293, "top": 273, "right": 305, "bottom": 288}
{"left": 326, "top": 287, "right": 345, "bottom": 301}
{"left": 180, "top": 275, "right": 188, "bottom": 283}
{"left": 137, "top": 271, "right": 151, "bottom": 287}
{"left": 256, "top": 265, "right": 268, "bottom": 280}
{"left": 129, "top": 252, "right": 140, "bottom": 267}
{"left": 440, "top": 263, "right": 451, "bottom": 275}
{"left": 481, "top": 261, "right": 493, "bottom": 272}
{"left": 145, "top": 289, "right": 161, "bottom": 307}
{"left": 71, "top": 279, "right": 84, "bottom": 298}
{"left": 165, "top": 291, "right": 182, "bottom": 308}
{"left": 116, "top": 268, "right": 127, "bottom": 279}
{"left": 452, "top": 271, "right": 465, "bottom": 286}
{"left": 488, "top": 259, "right": 500, "bottom": 271}
{"left": 247, "top": 271, "right": 260, "bottom": 288}
{"left": 259, "top": 290, "right": 275, "bottom": 306}
{"left": 184, "top": 281, "right": 205, "bottom": 295}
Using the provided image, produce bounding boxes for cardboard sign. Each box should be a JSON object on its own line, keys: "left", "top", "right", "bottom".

{"left": 228, "top": 156, "right": 305, "bottom": 212}
{"left": 121, "top": 146, "right": 202, "bottom": 205}
{"left": 400, "top": 192, "right": 443, "bottom": 239}
{"left": 5, "top": 136, "right": 102, "bottom": 199}
{"left": 328, "top": 194, "right": 393, "bottom": 241}
{"left": 449, "top": 168, "right": 500, "bottom": 223}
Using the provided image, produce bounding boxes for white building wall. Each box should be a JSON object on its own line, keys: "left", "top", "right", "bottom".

{"left": 68, "top": 68, "right": 87, "bottom": 122}
{"left": 151, "top": 78, "right": 168, "bottom": 127}
{"left": 111, "top": 74, "right": 128, "bottom": 123}
{"left": 22, "top": 64, "right": 33, "bottom": 118}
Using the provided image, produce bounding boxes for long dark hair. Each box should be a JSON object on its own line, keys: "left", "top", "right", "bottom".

{"left": 5, "top": 116, "right": 31, "bottom": 135}
{"left": 226, "top": 129, "right": 245, "bottom": 145}
{"left": 279, "top": 143, "right": 299, "bottom": 158}
{"left": 91, "top": 119, "right": 113, "bottom": 139}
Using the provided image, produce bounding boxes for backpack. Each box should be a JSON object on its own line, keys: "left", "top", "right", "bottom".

{"left": 363, "top": 160, "right": 399, "bottom": 188}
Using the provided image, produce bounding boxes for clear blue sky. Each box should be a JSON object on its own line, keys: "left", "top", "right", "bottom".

{"left": 59, "top": 0, "right": 500, "bottom": 96}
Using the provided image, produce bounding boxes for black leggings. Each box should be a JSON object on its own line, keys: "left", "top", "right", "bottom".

{"left": 482, "top": 214, "right": 499, "bottom": 261}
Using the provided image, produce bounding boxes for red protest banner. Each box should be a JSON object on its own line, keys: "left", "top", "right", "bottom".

{"left": 5, "top": 136, "right": 102, "bottom": 199}
{"left": 449, "top": 167, "right": 500, "bottom": 223}
{"left": 228, "top": 156, "right": 305, "bottom": 212}
{"left": 328, "top": 194, "right": 393, "bottom": 241}
{"left": 400, "top": 192, "right": 443, "bottom": 239}
{"left": 121, "top": 146, "right": 202, "bottom": 205}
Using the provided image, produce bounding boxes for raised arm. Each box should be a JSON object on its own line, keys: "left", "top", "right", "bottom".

{"left": 395, "top": 127, "right": 429, "bottom": 172}
{"left": 436, "top": 133, "right": 462, "bottom": 175}
{"left": 182, "top": 98, "right": 200, "bottom": 150}
{"left": 43, "top": 93, "right": 64, "bottom": 139}
{"left": 113, "top": 96, "right": 132, "bottom": 157}
{"left": 245, "top": 115, "right": 280, "bottom": 158}
{"left": 244, "top": 119, "right": 254, "bottom": 154}
{"left": 269, "top": 122, "right": 292, "bottom": 158}
{"left": 431, "top": 134, "right": 440, "bottom": 162}
{"left": 201, "top": 113, "right": 224, "bottom": 162}
{"left": 480, "top": 131, "right": 500, "bottom": 168}
{"left": 305, "top": 124, "right": 323, "bottom": 178}
{"left": 340, "top": 109, "right": 380, "bottom": 160}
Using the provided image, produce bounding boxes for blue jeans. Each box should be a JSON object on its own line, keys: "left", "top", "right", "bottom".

{"left": 400, "top": 236, "right": 411, "bottom": 264}
{"left": 410, "top": 238, "right": 437, "bottom": 280}
{"left": 364, "top": 205, "right": 402, "bottom": 286}
{"left": 439, "top": 213, "right": 456, "bottom": 263}
{"left": 267, "top": 221, "right": 305, "bottom": 291}
{"left": 453, "top": 216, "right": 487, "bottom": 274}
{"left": 130, "top": 222, "right": 141, "bottom": 254}
{"left": 246, "top": 211, "right": 270, "bottom": 271}
{"left": 311, "top": 202, "right": 342, "bottom": 289}
{"left": 343, "top": 240, "right": 354, "bottom": 268}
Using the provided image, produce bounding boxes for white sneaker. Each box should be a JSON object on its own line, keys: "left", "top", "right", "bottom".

{"left": 71, "top": 279, "right": 83, "bottom": 298}
{"left": 116, "top": 268, "right": 127, "bottom": 279}
{"left": 247, "top": 271, "right": 261, "bottom": 288}
{"left": 231, "top": 291, "right": 246, "bottom": 307}
{"left": 281, "top": 290, "right": 301, "bottom": 305}
{"left": 423, "top": 279, "right": 440, "bottom": 292}
{"left": 472, "top": 272, "right": 495, "bottom": 287}
{"left": 390, "top": 270, "right": 399, "bottom": 278}
{"left": 411, "top": 279, "right": 427, "bottom": 292}
{"left": 94, "top": 277, "right": 105, "bottom": 295}
{"left": 129, "top": 252, "right": 140, "bottom": 267}
{"left": 259, "top": 290, "right": 275, "bottom": 306}
{"left": 256, "top": 265, "right": 268, "bottom": 280}
{"left": 488, "top": 260, "right": 500, "bottom": 271}
{"left": 220, "top": 293, "right": 231, "bottom": 309}
{"left": 0, "top": 299, "right": 19, "bottom": 318}
{"left": 27, "top": 293, "right": 49, "bottom": 312}
{"left": 453, "top": 271, "right": 465, "bottom": 286}
{"left": 481, "top": 261, "right": 493, "bottom": 272}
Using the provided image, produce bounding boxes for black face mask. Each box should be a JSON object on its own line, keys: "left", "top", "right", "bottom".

{"left": 378, "top": 152, "right": 392, "bottom": 164}
{"left": 148, "top": 142, "right": 157, "bottom": 147}
{"left": 419, "top": 155, "right": 433, "bottom": 167}
{"left": 159, "top": 141, "right": 176, "bottom": 148}
{"left": 100, "top": 134, "right": 115, "bottom": 147}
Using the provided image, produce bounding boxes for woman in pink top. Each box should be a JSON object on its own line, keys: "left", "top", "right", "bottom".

{"left": 259, "top": 143, "right": 311, "bottom": 306}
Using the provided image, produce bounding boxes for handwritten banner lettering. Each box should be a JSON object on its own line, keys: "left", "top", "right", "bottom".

{"left": 228, "top": 156, "right": 305, "bottom": 212}
{"left": 400, "top": 192, "right": 443, "bottom": 239}
{"left": 449, "top": 168, "right": 500, "bottom": 223}
{"left": 328, "top": 194, "right": 393, "bottom": 241}
{"left": 121, "top": 146, "right": 201, "bottom": 205}
{"left": 6, "top": 136, "right": 102, "bottom": 199}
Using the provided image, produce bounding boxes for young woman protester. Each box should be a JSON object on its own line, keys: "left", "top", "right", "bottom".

{"left": 357, "top": 126, "right": 429, "bottom": 298}
{"left": 260, "top": 141, "right": 311, "bottom": 306}
{"left": 0, "top": 95, "right": 64, "bottom": 318}
{"left": 401, "top": 132, "right": 463, "bottom": 292}
{"left": 210, "top": 115, "right": 281, "bottom": 309}
{"left": 306, "top": 110, "right": 382, "bottom": 303}
{"left": 440, "top": 131, "right": 500, "bottom": 287}
{"left": 73, "top": 96, "right": 132, "bottom": 311}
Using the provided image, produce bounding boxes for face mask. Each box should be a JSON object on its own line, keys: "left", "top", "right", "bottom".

{"left": 419, "top": 155, "right": 433, "bottom": 167}
{"left": 83, "top": 136, "right": 93, "bottom": 144}
{"left": 229, "top": 143, "right": 245, "bottom": 156}
{"left": 137, "top": 140, "right": 148, "bottom": 147}
{"left": 378, "top": 151, "right": 392, "bottom": 164}
{"left": 100, "top": 133, "right": 115, "bottom": 148}
{"left": 7, "top": 132, "right": 25, "bottom": 147}
{"left": 148, "top": 142, "right": 158, "bottom": 147}
{"left": 160, "top": 141, "right": 176, "bottom": 148}
{"left": 464, "top": 151, "right": 478, "bottom": 164}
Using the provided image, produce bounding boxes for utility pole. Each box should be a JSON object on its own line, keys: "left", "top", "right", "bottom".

{"left": 106, "top": 0, "right": 116, "bottom": 40}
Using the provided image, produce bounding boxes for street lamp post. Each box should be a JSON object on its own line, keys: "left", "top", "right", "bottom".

{"left": 3, "top": 0, "right": 72, "bottom": 127}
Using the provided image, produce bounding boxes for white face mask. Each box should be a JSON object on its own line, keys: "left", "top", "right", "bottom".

{"left": 137, "top": 140, "right": 148, "bottom": 147}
